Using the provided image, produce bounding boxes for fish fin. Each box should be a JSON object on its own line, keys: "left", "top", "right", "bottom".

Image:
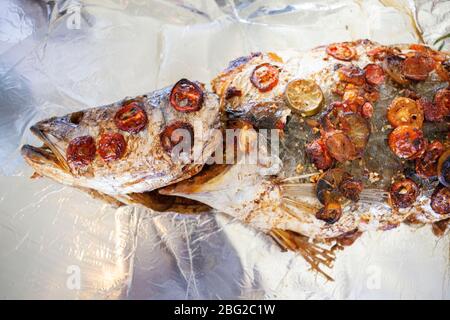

{"left": 269, "top": 229, "right": 340, "bottom": 281}
{"left": 77, "top": 187, "right": 125, "bottom": 208}
{"left": 126, "top": 190, "right": 211, "bottom": 214}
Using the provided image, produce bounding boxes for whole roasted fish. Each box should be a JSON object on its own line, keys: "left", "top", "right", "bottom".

{"left": 21, "top": 40, "right": 450, "bottom": 279}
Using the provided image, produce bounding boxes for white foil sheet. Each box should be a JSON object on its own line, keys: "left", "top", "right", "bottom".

{"left": 0, "top": 0, "right": 449, "bottom": 299}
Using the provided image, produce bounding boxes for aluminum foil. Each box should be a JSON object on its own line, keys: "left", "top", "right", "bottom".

{"left": 0, "top": 0, "right": 449, "bottom": 299}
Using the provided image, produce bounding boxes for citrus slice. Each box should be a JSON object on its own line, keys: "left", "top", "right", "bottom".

{"left": 284, "top": 79, "right": 324, "bottom": 116}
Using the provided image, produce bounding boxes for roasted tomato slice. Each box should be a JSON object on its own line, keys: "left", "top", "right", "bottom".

{"left": 364, "top": 63, "right": 385, "bottom": 85}
{"left": 66, "top": 136, "right": 96, "bottom": 167}
{"left": 326, "top": 43, "right": 356, "bottom": 61}
{"left": 360, "top": 102, "right": 374, "bottom": 118}
{"left": 415, "top": 141, "right": 445, "bottom": 179}
{"left": 338, "top": 65, "right": 366, "bottom": 85}
{"left": 383, "top": 54, "right": 409, "bottom": 85}
{"left": 390, "top": 178, "right": 420, "bottom": 209}
{"left": 325, "top": 131, "right": 357, "bottom": 163}
{"left": 250, "top": 63, "right": 280, "bottom": 92}
{"left": 160, "top": 121, "right": 194, "bottom": 154}
{"left": 430, "top": 185, "right": 450, "bottom": 215}
{"left": 388, "top": 125, "right": 427, "bottom": 160}
{"left": 323, "top": 110, "right": 370, "bottom": 156}
{"left": 436, "top": 59, "right": 450, "bottom": 82}
{"left": 387, "top": 97, "right": 424, "bottom": 128}
{"left": 316, "top": 202, "right": 342, "bottom": 224}
{"left": 339, "top": 177, "right": 364, "bottom": 202}
{"left": 434, "top": 88, "right": 450, "bottom": 117}
{"left": 114, "top": 102, "right": 148, "bottom": 133}
{"left": 97, "top": 133, "right": 127, "bottom": 162}
{"left": 402, "top": 53, "right": 435, "bottom": 81}
{"left": 305, "top": 139, "right": 334, "bottom": 170}
{"left": 417, "top": 97, "right": 443, "bottom": 122}
{"left": 438, "top": 149, "right": 450, "bottom": 187}
{"left": 169, "top": 79, "right": 204, "bottom": 112}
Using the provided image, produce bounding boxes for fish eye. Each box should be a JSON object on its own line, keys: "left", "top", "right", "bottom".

{"left": 69, "top": 111, "right": 84, "bottom": 125}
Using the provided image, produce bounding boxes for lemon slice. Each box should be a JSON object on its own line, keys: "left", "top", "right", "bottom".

{"left": 285, "top": 79, "right": 324, "bottom": 116}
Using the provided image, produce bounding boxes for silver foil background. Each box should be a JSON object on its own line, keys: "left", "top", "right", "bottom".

{"left": 0, "top": 0, "right": 449, "bottom": 299}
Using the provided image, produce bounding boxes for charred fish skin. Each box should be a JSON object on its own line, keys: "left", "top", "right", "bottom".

{"left": 21, "top": 81, "right": 222, "bottom": 197}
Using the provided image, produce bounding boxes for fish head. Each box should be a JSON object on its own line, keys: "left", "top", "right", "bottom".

{"left": 21, "top": 79, "right": 222, "bottom": 195}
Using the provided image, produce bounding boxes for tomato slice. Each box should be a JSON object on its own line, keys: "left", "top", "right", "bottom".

{"left": 326, "top": 43, "right": 356, "bottom": 61}
{"left": 66, "top": 136, "right": 96, "bottom": 167}
{"left": 305, "top": 138, "right": 334, "bottom": 170}
{"left": 415, "top": 141, "right": 444, "bottom": 179}
{"left": 325, "top": 131, "right": 357, "bottom": 162}
{"left": 160, "top": 122, "right": 194, "bottom": 153}
{"left": 364, "top": 63, "right": 385, "bottom": 85}
{"left": 390, "top": 179, "right": 419, "bottom": 209}
{"left": 169, "top": 79, "right": 204, "bottom": 112}
{"left": 114, "top": 102, "right": 148, "bottom": 133}
{"left": 417, "top": 97, "right": 442, "bottom": 122}
{"left": 434, "top": 88, "right": 450, "bottom": 117}
{"left": 388, "top": 125, "right": 427, "bottom": 160}
{"left": 383, "top": 54, "right": 409, "bottom": 85}
{"left": 402, "top": 53, "right": 435, "bottom": 81}
{"left": 360, "top": 102, "right": 374, "bottom": 118}
{"left": 436, "top": 60, "right": 450, "bottom": 82}
{"left": 431, "top": 185, "right": 450, "bottom": 215}
{"left": 339, "top": 177, "right": 363, "bottom": 202}
{"left": 387, "top": 97, "right": 424, "bottom": 128}
{"left": 250, "top": 63, "right": 280, "bottom": 92}
{"left": 97, "top": 133, "right": 127, "bottom": 162}
{"left": 322, "top": 110, "right": 370, "bottom": 156}
{"left": 338, "top": 65, "right": 366, "bottom": 85}
{"left": 316, "top": 201, "right": 342, "bottom": 224}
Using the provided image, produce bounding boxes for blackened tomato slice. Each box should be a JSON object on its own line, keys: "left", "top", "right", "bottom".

{"left": 364, "top": 63, "right": 385, "bottom": 85}
{"left": 305, "top": 138, "right": 334, "bottom": 170}
{"left": 98, "top": 133, "right": 127, "bottom": 162}
{"left": 169, "top": 79, "right": 204, "bottom": 112}
{"left": 326, "top": 43, "right": 356, "bottom": 61}
{"left": 388, "top": 125, "right": 427, "bottom": 160}
{"left": 66, "top": 136, "right": 96, "bottom": 167}
{"left": 250, "top": 63, "right": 279, "bottom": 92}
{"left": 160, "top": 121, "right": 194, "bottom": 153}
{"left": 431, "top": 185, "right": 450, "bottom": 215}
{"left": 415, "top": 140, "right": 444, "bottom": 179}
{"left": 390, "top": 179, "right": 419, "bottom": 209}
{"left": 114, "top": 102, "right": 148, "bottom": 133}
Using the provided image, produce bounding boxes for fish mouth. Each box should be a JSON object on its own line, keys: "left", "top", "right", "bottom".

{"left": 21, "top": 124, "right": 70, "bottom": 172}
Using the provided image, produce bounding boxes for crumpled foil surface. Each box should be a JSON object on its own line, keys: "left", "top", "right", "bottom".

{"left": 0, "top": 0, "right": 449, "bottom": 299}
